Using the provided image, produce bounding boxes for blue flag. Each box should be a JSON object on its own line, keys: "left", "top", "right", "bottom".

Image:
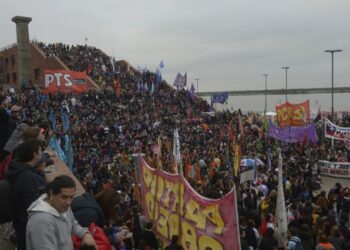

{"left": 49, "top": 110, "right": 56, "bottom": 131}
{"left": 48, "top": 136, "right": 66, "bottom": 163}
{"left": 64, "top": 135, "right": 74, "bottom": 169}
{"left": 159, "top": 60, "right": 164, "bottom": 69}
{"left": 211, "top": 93, "right": 228, "bottom": 104}
{"left": 61, "top": 113, "right": 70, "bottom": 132}
{"left": 156, "top": 68, "right": 162, "bottom": 84}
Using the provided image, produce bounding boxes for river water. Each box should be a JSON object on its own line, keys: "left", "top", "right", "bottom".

{"left": 202, "top": 93, "right": 350, "bottom": 113}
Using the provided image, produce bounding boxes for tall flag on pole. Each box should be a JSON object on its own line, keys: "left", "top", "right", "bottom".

{"left": 159, "top": 60, "right": 164, "bottom": 69}
{"left": 228, "top": 121, "right": 235, "bottom": 146}
{"left": 238, "top": 114, "right": 244, "bottom": 142}
{"left": 173, "top": 129, "right": 182, "bottom": 175}
{"left": 233, "top": 143, "right": 240, "bottom": 178}
{"left": 155, "top": 68, "right": 162, "bottom": 84}
{"left": 110, "top": 56, "right": 115, "bottom": 73}
{"left": 275, "top": 149, "right": 288, "bottom": 244}
{"left": 173, "top": 72, "right": 187, "bottom": 88}
{"left": 190, "top": 83, "right": 196, "bottom": 100}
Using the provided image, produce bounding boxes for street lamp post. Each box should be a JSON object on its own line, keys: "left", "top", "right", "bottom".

{"left": 281, "top": 66, "right": 289, "bottom": 102}
{"left": 263, "top": 74, "right": 268, "bottom": 115}
{"left": 324, "top": 49, "right": 343, "bottom": 121}
{"left": 195, "top": 78, "right": 199, "bottom": 93}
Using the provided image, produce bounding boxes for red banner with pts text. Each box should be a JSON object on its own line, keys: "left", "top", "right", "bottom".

{"left": 43, "top": 70, "right": 88, "bottom": 94}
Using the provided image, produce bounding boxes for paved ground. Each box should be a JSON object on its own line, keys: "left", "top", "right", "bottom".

{"left": 319, "top": 175, "right": 349, "bottom": 193}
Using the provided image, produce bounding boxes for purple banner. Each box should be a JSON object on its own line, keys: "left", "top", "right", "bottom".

{"left": 268, "top": 120, "right": 318, "bottom": 143}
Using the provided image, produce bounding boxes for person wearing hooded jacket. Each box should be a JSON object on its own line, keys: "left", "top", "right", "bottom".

{"left": 26, "top": 175, "right": 96, "bottom": 250}
{"left": 5, "top": 139, "right": 43, "bottom": 250}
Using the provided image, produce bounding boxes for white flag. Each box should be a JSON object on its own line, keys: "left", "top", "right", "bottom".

{"left": 110, "top": 56, "right": 115, "bottom": 73}
{"left": 173, "top": 129, "right": 182, "bottom": 175}
{"left": 275, "top": 149, "right": 288, "bottom": 244}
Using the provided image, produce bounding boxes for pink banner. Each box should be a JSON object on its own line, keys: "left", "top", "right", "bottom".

{"left": 140, "top": 158, "right": 239, "bottom": 250}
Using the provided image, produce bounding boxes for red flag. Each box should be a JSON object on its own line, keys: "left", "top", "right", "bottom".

{"left": 238, "top": 114, "right": 244, "bottom": 137}
{"left": 228, "top": 121, "right": 235, "bottom": 146}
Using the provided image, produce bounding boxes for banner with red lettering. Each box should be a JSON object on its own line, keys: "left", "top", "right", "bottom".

{"left": 43, "top": 70, "right": 88, "bottom": 94}
{"left": 318, "top": 160, "right": 350, "bottom": 179}
{"left": 140, "top": 158, "right": 239, "bottom": 250}
{"left": 276, "top": 100, "right": 310, "bottom": 127}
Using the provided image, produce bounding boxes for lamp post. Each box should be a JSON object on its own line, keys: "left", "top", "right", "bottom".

{"left": 281, "top": 66, "right": 289, "bottom": 102}
{"left": 263, "top": 74, "right": 268, "bottom": 115}
{"left": 324, "top": 49, "right": 343, "bottom": 121}
{"left": 195, "top": 78, "right": 199, "bottom": 93}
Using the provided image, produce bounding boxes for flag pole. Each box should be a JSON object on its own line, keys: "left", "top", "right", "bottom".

{"left": 275, "top": 148, "right": 288, "bottom": 247}
{"left": 233, "top": 184, "right": 241, "bottom": 250}
{"left": 151, "top": 142, "right": 160, "bottom": 223}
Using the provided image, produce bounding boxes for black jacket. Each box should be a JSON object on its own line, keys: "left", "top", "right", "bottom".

{"left": 5, "top": 160, "right": 40, "bottom": 250}
{"left": 164, "top": 243, "right": 183, "bottom": 250}
{"left": 141, "top": 229, "right": 159, "bottom": 249}
{"left": 71, "top": 192, "right": 105, "bottom": 228}
{"left": 259, "top": 235, "right": 278, "bottom": 250}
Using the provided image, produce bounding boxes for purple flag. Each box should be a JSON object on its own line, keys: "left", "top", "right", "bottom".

{"left": 268, "top": 120, "right": 318, "bottom": 143}
{"left": 190, "top": 83, "right": 196, "bottom": 100}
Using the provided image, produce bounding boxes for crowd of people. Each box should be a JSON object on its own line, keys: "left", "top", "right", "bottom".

{"left": 0, "top": 41, "right": 350, "bottom": 250}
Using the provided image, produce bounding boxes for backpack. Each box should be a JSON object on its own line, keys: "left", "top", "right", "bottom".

{"left": 290, "top": 237, "right": 303, "bottom": 250}
{"left": 0, "top": 179, "right": 14, "bottom": 224}
{"left": 72, "top": 223, "right": 112, "bottom": 250}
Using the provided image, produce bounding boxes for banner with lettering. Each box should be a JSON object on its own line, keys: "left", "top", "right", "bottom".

{"left": 268, "top": 120, "right": 318, "bottom": 143}
{"left": 43, "top": 70, "right": 88, "bottom": 94}
{"left": 276, "top": 100, "right": 310, "bottom": 127}
{"left": 140, "top": 158, "right": 239, "bottom": 250}
{"left": 325, "top": 119, "right": 350, "bottom": 141}
{"left": 318, "top": 160, "right": 350, "bottom": 179}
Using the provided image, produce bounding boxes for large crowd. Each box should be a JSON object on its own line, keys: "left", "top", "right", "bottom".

{"left": 0, "top": 42, "right": 349, "bottom": 250}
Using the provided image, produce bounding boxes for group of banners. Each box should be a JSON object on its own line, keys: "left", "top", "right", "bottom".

{"left": 325, "top": 119, "right": 350, "bottom": 141}
{"left": 43, "top": 70, "right": 88, "bottom": 94}
{"left": 268, "top": 119, "right": 318, "bottom": 143}
{"left": 140, "top": 158, "right": 239, "bottom": 250}
{"left": 318, "top": 160, "right": 350, "bottom": 178}
{"left": 276, "top": 100, "right": 310, "bottom": 127}
{"left": 269, "top": 100, "right": 318, "bottom": 143}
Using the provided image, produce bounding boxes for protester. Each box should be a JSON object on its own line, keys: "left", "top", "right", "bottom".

{"left": 259, "top": 227, "right": 278, "bottom": 250}
{"left": 1, "top": 40, "right": 350, "bottom": 249}
{"left": 5, "top": 139, "right": 43, "bottom": 250}
{"left": 141, "top": 222, "right": 159, "bottom": 250}
{"left": 26, "top": 175, "right": 97, "bottom": 250}
{"left": 164, "top": 235, "right": 183, "bottom": 250}
{"left": 315, "top": 234, "right": 336, "bottom": 250}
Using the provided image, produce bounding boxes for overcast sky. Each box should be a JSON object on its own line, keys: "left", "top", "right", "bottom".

{"left": 1, "top": 0, "right": 349, "bottom": 92}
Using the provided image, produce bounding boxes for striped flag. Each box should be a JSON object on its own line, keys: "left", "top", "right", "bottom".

{"left": 233, "top": 143, "right": 240, "bottom": 178}
{"left": 173, "top": 129, "right": 182, "bottom": 174}
{"left": 275, "top": 149, "right": 288, "bottom": 244}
